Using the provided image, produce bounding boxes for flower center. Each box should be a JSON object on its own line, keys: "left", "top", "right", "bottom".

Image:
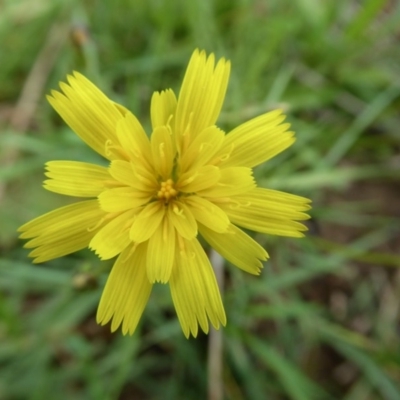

{"left": 157, "top": 179, "right": 178, "bottom": 204}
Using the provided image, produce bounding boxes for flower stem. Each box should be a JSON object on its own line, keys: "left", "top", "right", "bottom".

{"left": 208, "top": 249, "right": 225, "bottom": 400}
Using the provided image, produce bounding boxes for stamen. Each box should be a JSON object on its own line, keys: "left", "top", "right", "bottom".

{"left": 228, "top": 200, "right": 241, "bottom": 210}
{"left": 158, "top": 142, "right": 169, "bottom": 175}
{"left": 179, "top": 171, "right": 198, "bottom": 187}
{"left": 105, "top": 140, "right": 113, "bottom": 157}
{"left": 166, "top": 114, "right": 174, "bottom": 130}
{"left": 159, "top": 142, "right": 165, "bottom": 158}
{"left": 181, "top": 112, "right": 194, "bottom": 153}
{"left": 199, "top": 142, "right": 211, "bottom": 153}
{"left": 173, "top": 204, "right": 183, "bottom": 215}
{"left": 87, "top": 217, "right": 105, "bottom": 232}
{"left": 210, "top": 143, "right": 234, "bottom": 165}
{"left": 157, "top": 178, "right": 178, "bottom": 204}
{"left": 133, "top": 164, "right": 156, "bottom": 187}
{"left": 105, "top": 139, "right": 130, "bottom": 161}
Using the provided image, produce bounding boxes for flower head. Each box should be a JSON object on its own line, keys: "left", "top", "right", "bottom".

{"left": 19, "top": 49, "right": 311, "bottom": 338}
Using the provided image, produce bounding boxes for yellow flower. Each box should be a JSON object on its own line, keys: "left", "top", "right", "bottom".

{"left": 19, "top": 49, "right": 311, "bottom": 338}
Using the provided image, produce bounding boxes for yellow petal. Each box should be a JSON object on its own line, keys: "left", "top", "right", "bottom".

{"left": 97, "top": 243, "right": 152, "bottom": 335}
{"left": 228, "top": 214, "right": 307, "bottom": 237}
{"left": 98, "top": 187, "right": 151, "bottom": 213}
{"left": 218, "top": 110, "right": 295, "bottom": 168}
{"left": 150, "top": 126, "right": 175, "bottom": 179}
{"left": 168, "top": 201, "right": 197, "bottom": 240}
{"left": 233, "top": 188, "right": 311, "bottom": 218}
{"left": 109, "top": 160, "right": 159, "bottom": 194}
{"left": 19, "top": 200, "right": 101, "bottom": 237}
{"left": 175, "top": 50, "right": 230, "bottom": 147}
{"left": 177, "top": 165, "right": 220, "bottom": 193}
{"left": 198, "top": 167, "right": 255, "bottom": 197}
{"left": 108, "top": 160, "right": 158, "bottom": 191}
{"left": 89, "top": 210, "right": 135, "bottom": 259}
{"left": 47, "top": 72, "right": 124, "bottom": 160}
{"left": 146, "top": 213, "right": 175, "bottom": 283}
{"left": 116, "top": 112, "right": 153, "bottom": 170}
{"left": 43, "top": 161, "right": 111, "bottom": 197}
{"left": 170, "top": 237, "right": 226, "bottom": 338}
{"left": 108, "top": 160, "right": 138, "bottom": 187}
{"left": 26, "top": 233, "right": 89, "bottom": 263}
{"left": 112, "top": 101, "right": 130, "bottom": 116}
{"left": 185, "top": 195, "right": 230, "bottom": 233}
{"left": 129, "top": 201, "right": 165, "bottom": 243}
{"left": 199, "top": 223, "right": 268, "bottom": 275}
{"left": 151, "top": 89, "right": 177, "bottom": 129}
{"left": 219, "top": 189, "right": 309, "bottom": 237}
{"left": 180, "top": 125, "right": 225, "bottom": 171}
{"left": 18, "top": 200, "right": 104, "bottom": 263}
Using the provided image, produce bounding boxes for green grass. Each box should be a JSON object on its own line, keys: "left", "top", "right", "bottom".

{"left": 1, "top": 0, "right": 400, "bottom": 399}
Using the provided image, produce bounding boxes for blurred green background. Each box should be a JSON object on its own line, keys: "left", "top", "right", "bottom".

{"left": 1, "top": 0, "right": 400, "bottom": 399}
